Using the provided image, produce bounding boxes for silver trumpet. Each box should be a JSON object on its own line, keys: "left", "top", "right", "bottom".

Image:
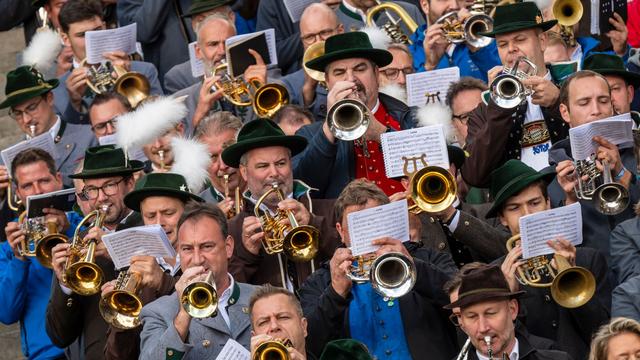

{"left": 347, "top": 252, "right": 416, "bottom": 298}
{"left": 484, "top": 335, "right": 507, "bottom": 360}
{"left": 574, "top": 157, "right": 630, "bottom": 215}
{"left": 490, "top": 56, "right": 537, "bottom": 109}
{"left": 455, "top": 338, "right": 471, "bottom": 360}
{"left": 326, "top": 98, "right": 371, "bottom": 141}
{"left": 435, "top": 11, "right": 494, "bottom": 48}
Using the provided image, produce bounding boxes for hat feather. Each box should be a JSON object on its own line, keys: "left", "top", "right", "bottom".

{"left": 360, "top": 26, "right": 392, "bottom": 50}
{"left": 21, "top": 28, "right": 63, "bottom": 74}
{"left": 416, "top": 103, "right": 457, "bottom": 144}
{"left": 379, "top": 83, "right": 407, "bottom": 104}
{"left": 116, "top": 96, "right": 187, "bottom": 151}
{"left": 170, "top": 137, "right": 211, "bottom": 194}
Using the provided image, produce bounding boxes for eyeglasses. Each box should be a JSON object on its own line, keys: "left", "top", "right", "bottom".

{"left": 449, "top": 313, "right": 461, "bottom": 327}
{"left": 379, "top": 67, "right": 414, "bottom": 80}
{"left": 82, "top": 178, "right": 126, "bottom": 200}
{"left": 451, "top": 112, "right": 471, "bottom": 125}
{"left": 301, "top": 28, "right": 338, "bottom": 45}
{"left": 91, "top": 117, "right": 118, "bottom": 134}
{"left": 9, "top": 98, "right": 44, "bottom": 120}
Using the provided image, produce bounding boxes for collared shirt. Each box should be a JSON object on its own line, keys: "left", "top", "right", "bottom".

{"left": 217, "top": 273, "right": 236, "bottom": 328}
{"left": 476, "top": 338, "right": 519, "bottom": 360}
{"left": 341, "top": 0, "right": 368, "bottom": 22}
{"left": 570, "top": 43, "right": 583, "bottom": 67}
{"left": 47, "top": 116, "right": 61, "bottom": 141}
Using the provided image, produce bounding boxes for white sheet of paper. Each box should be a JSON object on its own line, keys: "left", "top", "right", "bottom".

{"left": 283, "top": 0, "right": 318, "bottom": 22}
{"left": 1, "top": 133, "right": 58, "bottom": 174}
{"left": 188, "top": 41, "right": 205, "bottom": 78}
{"left": 215, "top": 339, "right": 250, "bottom": 360}
{"left": 225, "top": 28, "right": 278, "bottom": 66}
{"left": 85, "top": 23, "right": 137, "bottom": 64}
{"left": 380, "top": 125, "right": 450, "bottom": 178}
{"left": 406, "top": 67, "right": 460, "bottom": 107}
{"left": 101, "top": 224, "right": 176, "bottom": 270}
{"left": 98, "top": 134, "right": 148, "bottom": 162}
{"left": 519, "top": 202, "right": 583, "bottom": 259}
{"left": 569, "top": 114, "right": 633, "bottom": 160}
{"left": 347, "top": 200, "right": 410, "bottom": 256}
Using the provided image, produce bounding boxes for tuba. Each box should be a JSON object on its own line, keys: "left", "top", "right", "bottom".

{"left": 435, "top": 11, "right": 493, "bottom": 48}
{"left": 348, "top": 252, "right": 417, "bottom": 298}
{"left": 506, "top": 234, "right": 596, "bottom": 308}
{"left": 574, "top": 158, "right": 630, "bottom": 215}
{"left": 365, "top": 1, "right": 419, "bottom": 45}
{"left": 553, "top": 0, "right": 583, "bottom": 47}
{"left": 62, "top": 205, "right": 108, "bottom": 295}
{"left": 99, "top": 270, "right": 143, "bottom": 329}
{"left": 181, "top": 271, "right": 218, "bottom": 318}
{"left": 82, "top": 59, "right": 150, "bottom": 108}
{"left": 490, "top": 56, "right": 537, "bottom": 109}
{"left": 326, "top": 98, "right": 372, "bottom": 141}
{"left": 253, "top": 339, "right": 293, "bottom": 360}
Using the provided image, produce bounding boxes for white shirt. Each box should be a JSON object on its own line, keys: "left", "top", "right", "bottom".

{"left": 47, "top": 116, "right": 61, "bottom": 141}
{"left": 342, "top": 0, "right": 368, "bottom": 22}
{"left": 519, "top": 70, "right": 552, "bottom": 171}
{"left": 570, "top": 43, "right": 583, "bottom": 68}
{"left": 217, "top": 273, "right": 236, "bottom": 328}
{"left": 476, "top": 338, "right": 520, "bottom": 360}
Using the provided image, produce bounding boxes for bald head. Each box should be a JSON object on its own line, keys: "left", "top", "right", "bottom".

{"left": 301, "top": 3, "right": 339, "bottom": 26}
{"left": 299, "top": 3, "right": 343, "bottom": 50}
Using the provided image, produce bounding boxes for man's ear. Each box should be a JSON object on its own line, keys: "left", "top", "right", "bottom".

{"left": 499, "top": 213, "right": 508, "bottom": 227}
{"left": 60, "top": 31, "right": 71, "bottom": 47}
{"left": 239, "top": 165, "right": 248, "bottom": 182}
{"left": 336, "top": 221, "right": 346, "bottom": 244}
{"left": 538, "top": 30, "right": 548, "bottom": 53}
{"left": 559, "top": 102, "right": 571, "bottom": 125}
{"left": 420, "top": 0, "right": 429, "bottom": 19}
{"left": 628, "top": 84, "right": 635, "bottom": 103}
{"left": 194, "top": 42, "right": 203, "bottom": 61}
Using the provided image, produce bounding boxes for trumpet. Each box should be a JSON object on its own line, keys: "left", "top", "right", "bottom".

{"left": 302, "top": 41, "right": 326, "bottom": 85}
{"left": 553, "top": 0, "right": 583, "bottom": 47}
{"left": 490, "top": 56, "right": 537, "bottom": 109}
{"left": 434, "top": 11, "right": 493, "bottom": 48}
{"left": 99, "top": 270, "right": 143, "bottom": 329}
{"left": 35, "top": 221, "right": 68, "bottom": 269}
{"left": 366, "top": 1, "right": 419, "bottom": 45}
{"left": 348, "top": 252, "right": 417, "bottom": 298}
{"left": 223, "top": 174, "right": 242, "bottom": 219}
{"left": 455, "top": 338, "right": 472, "bottom": 360}
{"left": 180, "top": 271, "right": 218, "bottom": 318}
{"left": 62, "top": 204, "right": 108, "bottom": 295}
{"left": 326, "top": 98, "right": 372, "bottom": 141}
{"left": 574, "top": 158, "right": 630, "bottom": 215}
{"left": 407, "top": 163, "right": 457, "bottom": 215}
{"left": 81, "top": 59, "right": 150, "bottom": 108}
{"left": 253, "top": 338, "right": 293, "bottom": 360}
{"left": 506, "top": 234, "right": 596, "bottom": 308}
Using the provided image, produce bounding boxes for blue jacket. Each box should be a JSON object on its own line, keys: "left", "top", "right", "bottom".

{"left": 409, "top": 24, "right": 501, "bottom": 83}
{"left": 0, "top": 212, "right": 81, "bottom": 360}
{"left": 576, "top": 36, "right": 631, "bottom": 67}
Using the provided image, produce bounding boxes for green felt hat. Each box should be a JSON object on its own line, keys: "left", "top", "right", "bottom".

{"left": 0, "top": 65, "right": 59, "bottom": 109}
{"left": 306, "top": 31, "right": 393, "bottom": 72}
{"left": 221, "top": 119, "right": 307, "bottom": 168}
{"left": 479, "top": 2, "right": 557, "bottom": 37}
{"left": 70, "top": 145, "right": 145, "bottom": 179}
{"left": 583, "top": 53, "right": 640, "bottom": 87}
{"left": 124, "top": 173, "right": 204, "bottom": 212}
{"left": 485, "top": 159, "right": 556, "bottom": 218}
{"left": 319, "top": 339, "right": 373, "bottom": 360}
{"left": 183, "top": 0, "right": 234, "bottom": 17}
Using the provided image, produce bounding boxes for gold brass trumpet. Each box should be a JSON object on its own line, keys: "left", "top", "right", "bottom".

{"left": 35, "top": 222, "right": 68, "bottom": 269}
{"left": 62, "top": 205, "right": 108, "bottom": 295}
{"left": 223, "top": 174, "right": 242, "bottom": 219}
{"left": 366, "top": 1, "right": 419, "bottom": 45}
{"left": 553, "top": 0, "right": 583, "bottom": 47}
{"left": 408, "top": 165, "right": 457, "bottom": 215}
{"left": 348, "top": 252, "right": 417, "bottom": 298}
{"left": 326, "top": 98, "right": 372, "bottom": 141}
{"left": 490, "top": 56, "right": 537, "bottom": 109}
{"left": 506, "top": 234, "right": 596, "bottom": 308}
{"left": 249, "top": 78, "right": 290, "bottom": 119}
{"left": 435, "top": 11, "right": 494, "bottom": 48}
{"left": 99, "top": 270, "right": 143, "bottom": 329}
{"left": 181, "top": 271, "right": 218, "bottom": 318}
{"left": 253, "top": 338, "right": 293, "bottom": 360}
{"left": 302, "top": 41, "right": 326, "bottom": 84}
{"left": 81, "top": 59, "right": 150, "bottom": 108}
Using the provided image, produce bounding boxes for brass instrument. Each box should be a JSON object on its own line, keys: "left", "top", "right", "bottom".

{"left": 455, "top": 338, "right": 472, "bottom": 360}
{"left": 506, "top": 234, "right": 596, "bottom": 308}
{"left": 180, "top": 271, "right": 218, "bottom": 318}
{"left": 490, "top": 56, "right": 537, "bottom": 109}
{"left": 81, "top": 59, "right": 151, "bottom": 108}
{"left": 158, "top": 150, "right": 166, "bottom": 170}
{"left": 485, "top": 335, "right": 507, "bottom": 360}
{"left": 253, "top": 338, "right": 293, "bottom": 360}
{"left": 326, "top": 98, "right": 371, "bottom": 141}
{"left": 553, "top": 0, "right": 583, "bottom": 47}
{"left": 211, "top": 61, "right": 252, "bottom": 107}
{"left": 62, "top": 205, "right": 108, "bottom": 295}
{"left": 574, "top": 158, "right": 630, "bottom": 215}
{"left": 35, "top": 221, "right": 68, "bottom": 269}
{"left": 348, "top": 252, "right": 417, "bottom": 298}
{"left": 302, "top": 41, "right": 326, "bottom": 84}
{"left": 17, "top": 211, "right": 44, "bottom": 258}
{"left": 435, "top": 11, "right": 493, "bottom": 48}
{"left": 223, "top": 174, "right": 242, "bottom": 219}
{"left": 99, "top": 270, "right": 143, "bottom": 329}
{"left": 402, "top": 154, "right": 458, "bottom": 215}
{"left": 365, "top": 1, "right": 419, "bottom": 45}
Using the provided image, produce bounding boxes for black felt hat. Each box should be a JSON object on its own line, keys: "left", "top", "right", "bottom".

{"left": 479, "top": 2, "right": 557, "bottom": 37}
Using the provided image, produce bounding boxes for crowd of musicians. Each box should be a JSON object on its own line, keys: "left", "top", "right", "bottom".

{"left": 4, "top": 0, "right": 640, "bottom": 359}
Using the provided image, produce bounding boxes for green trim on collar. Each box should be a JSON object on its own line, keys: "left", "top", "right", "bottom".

{"left": 54, "top": 119, "right": 66, "bottom": 144}
{"left": 228, "top": 281, "right": 240, "bottom": 306}
{"left": 209, "top": 185, "right": 224, "bottom": 202}
{"left": 165, "top": 348, "right": 185, "bottom": 360}
{"left": 339, "top": 2, "right": 363, "bottom": 21}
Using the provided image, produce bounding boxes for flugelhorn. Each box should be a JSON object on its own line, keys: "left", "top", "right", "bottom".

{"left": 435, "top": 11, "right": 493, "bottom": 48}
{"left": 574, "top": 158, "right": 630, "bottom": 215}
{"left": 62, "top": 204, "right": 108, "bottom": 295}
{"left": 181, "top": 271, "right": 218, "bottom": 318}
{"left": 17, "top": 211, "right": 45, "bottom": 258}
{"left": 490, "top": 56, "right": 537, "bottom": 109}
{"left": 326, "top": 98, "right": 372, "bottom": 141}
{"left": 348, "top": 252, "right": 417, "bottom": 298}
{"left": 99, "top": 270, "right": 143, "bottom": 329}
{"left": 553, "top": 0, "right": 583, "bottom": 47}
{"left": 210, "top": 61, "right": 252, "bottom": 106}
{"left": 506, "top": 234, "right": 596, "bottom": 308}
{"left": 366, "top": 1, "right": 419, "bottom": 45}
{"left": 253, "top": 338, "right": 293, "bottom": 360}
{"left": 81, "top": 59, "right": 150, "bottom": 108}
{"left": 35, "top": 220, "right": 69, "bottom": 269}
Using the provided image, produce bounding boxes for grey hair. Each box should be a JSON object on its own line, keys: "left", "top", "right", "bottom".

{"left": 196, "top": 13, "right": 236, "bottom": 43}
{"left": 194, "top": 111, "right": 243, "bottom": 140}
{"left": 387, "top": 43, "right": 411, "bottom": 57}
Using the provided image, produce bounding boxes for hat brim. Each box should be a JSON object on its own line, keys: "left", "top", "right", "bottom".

{"left": 124, "top": 188, "right": 204, "bottom": 212}
{"left": 593, "top": 68, "right": 640, "bottom": 87}
{"left": 479, "top": 20, "right": 558, "bottom": 38}
{"left": 448, "top": 145, "right": 467, "bottom": 170}
{"left": 444, "top": 289, "right": 526, "bottom": 309}
{"left": 306, "top": 48, "right": 393, "bottom": 72}
{"left": 69, "top": 160, "right": 146, "bottom": 179}
{"left": 182, "top": 1, "right": 233, "bottom": 17}
{"left": 0, "top": 79, "right": 59, "bottom": 109}
{"left": 222, "top": 134, "right": 308, "bottom": 168}
{"left": 485, "top": 169, "right": 555, "bottom": 218}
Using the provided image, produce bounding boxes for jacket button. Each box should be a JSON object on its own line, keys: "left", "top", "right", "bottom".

{"left": 430, "top": 217, "right": 435, "bottom": 223}
{"left": 66, "top": 298, "right": 73, "bottom": 307}
{"left": 202, "top": 340, "right": 210, "bottom": 348}
{"left": 464, "top": 221, "right": 470, "bottom": 226}
{"left": 438, "top": 242, "right": 446, "bottom": 250}
{"left": 544, "top": 295, "right": 551, "bottom": 302}
{"left": 385, "top": 350, "right": 392, "bottom": 355}
{"left": 382, "top": 334, "right": 388, "bottom": 339}
{"left": 552, "top": 320, "right": 558, "bottom": 328}
{"left": 168, "top": 350, "right": 174, "bottom": 356}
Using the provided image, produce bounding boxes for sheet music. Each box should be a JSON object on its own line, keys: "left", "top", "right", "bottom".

{"left": 283, "top": 0, "right": 318, "bottom": 22}
{"left": 225, "top": 29, "right": 278, "bottom": 66}
{"left": 85, "top": 23, "right": 137, "bottom": 64}
{"left": 347, "top": 200, "right": 410, "bottom": 256}
{"left": 569, "top": 114, "right": 633, "bottom": 160}
{"left": 215, "top": 339, "right": 250, "bottom": 360}
{"left": 1, "top": 133, "right": 58, "bottom": 174}
{"left": 101, "top": 224, "right": 176, "bottom": 270}
{"left": 188, "top": 41, "right": 205, "bottom": 78}
{"left": 380, "top": 125, "right": 450, "bottom": 178}
{"left": 406, "top": 67, "right": 460, "bottom": 107}
{"left": 519, "top": 202, "right": 583, "bottom": 259}
{"left": 98, "top": 134, "right": 148, "bottom": 162}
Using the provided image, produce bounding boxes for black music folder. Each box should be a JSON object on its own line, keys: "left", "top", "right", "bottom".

{"left": 226, "top": 32, "right": 271, "bottom": 78}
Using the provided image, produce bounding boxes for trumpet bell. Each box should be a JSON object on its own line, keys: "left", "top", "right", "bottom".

{"left": 490, "top": 74, "right": 526, "bottom": 109}
{"left": 327, "top": 98, "right": 371, "bottom": 141}
{"left": 65, "top": 260, "right": 104, "bottom": 296}
{"left": 410, "top": 166, "right": 457, "bottom": 214}
{"left": 114, "top": 71, "right": 150, "bottom": 108}
{"left": 36, "top": 233, "right": 68, "bottom": 269}
{"left": 181, "top": 275, "right": 218, "bottom": 318}
{"left": 99, "top": 290, "right": 142, "bottom": 329}
{"left": 370, "top": 252, "right": 417, "bottom": 298}
{"left": 253, "top": 83, "right": 290, "bottom": 118}
{"left": 283, "top": 225, "right": 319, "bottom": 262}
{"left": 303, "top": 41, "right": 326, "bottom": 83}
{"left": 593, "top": 182, "right": 630, "bottom": 215}
{"left": 550, "top": 259, "right": 596, "bottom": 308}
{"left": 252, "top": 339, "right": 292, "bottom": 360}
{"left": 553, "top": 0, "right": 583, "bottom": 26}
{"left": 464, "top": 14, "right": 493, "bottom": 48}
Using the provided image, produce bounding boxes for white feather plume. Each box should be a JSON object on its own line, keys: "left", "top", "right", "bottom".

{"left": 21, "top": 28, "right": 63, "bottom": 73}
{"left": 115, "top": 96, "right": 187, "bottom": 151}
{"left": 379, "top": 83, "right": 407, "bottom": 104}
{"left": 360, "top": 26, "right": 392, "bottom": 50}
{"left": 525, "top": 0, "right": 553, "bottom": 12}
{"left": 416, "top": 102, "right": 458, "bottom": 144}
{"left": 170, "top": 137, "right": 211, "bottom": 194}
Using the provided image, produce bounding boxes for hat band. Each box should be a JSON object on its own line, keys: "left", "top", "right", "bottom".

{"left": 458, "top": 287, "right": 511, "bottom": 299}
{"left": 493, "top": 20, "right": 543, "bottom": 30}
{"left": 6, "top": 83, "right": 52, "bottom": 98}
{"left": 493, "top": 171, "right": 536, "bottom": 202}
